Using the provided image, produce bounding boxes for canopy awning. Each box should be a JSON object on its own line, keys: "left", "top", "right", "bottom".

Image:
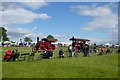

{"left": 69, "top": 37, "right": 90, "bottom": 42}
{"left": 42, "top": 38, "right": 57, "bottom": 42}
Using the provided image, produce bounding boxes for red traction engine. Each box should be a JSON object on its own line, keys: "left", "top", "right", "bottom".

{"left": 33, "top": 37, "right": 57, "bottom": 52}
{"left": 40, "top": 38, "right": 57, "bottom": 51}
{"left": 69, "top": 37, "right": 90, "bottom": 52}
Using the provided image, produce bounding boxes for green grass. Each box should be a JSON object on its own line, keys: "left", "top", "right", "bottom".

{"left": 2, "top": 47, "right": 119, "bottom": 78}
{"left": 0, "top": 47, "right": 2, "bottom": 79}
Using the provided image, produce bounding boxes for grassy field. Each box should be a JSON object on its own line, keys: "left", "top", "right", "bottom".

{"left": 1, "top": 47, "right": 119, "bottom": 78}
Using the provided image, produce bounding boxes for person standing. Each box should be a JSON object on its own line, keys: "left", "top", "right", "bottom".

{"left": 15, "top": 50, "right": 20, "bottom": 59}
{"left": 68, "top": 45, "right": 74, "bottom": 57}
{"left": 106, "top": 48, "right": 110, "bottom": 54}
{"left": 49, "top": 49, "right": 54, "bottom": 59}
{"left": 11, "top": 50, "right": 16, "bottom": 61}
{"left": 99, "top": 47, "right": 104, "bottom": 55}
{"left": 83, "top": 45, "right": 89, "bottom": 57}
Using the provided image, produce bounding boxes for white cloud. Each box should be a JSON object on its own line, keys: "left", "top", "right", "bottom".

{"left": 1, "top": 7, "right": 51, "bottom": 26}
{"left": 71, "top": 3, "right": 118, "bottom": 39}
{"left": 7, "top": 27, "right": 117, "bottom": 44}
{"left": 22, "top": 0, "right": 49, "bottom": 9}
{"left": 33, "top": 26, "right": 38, "bottom": 30}
{"left": 92, "top": 38, "right": 118, "bottom": 44}
{"left": 6, "top": 27, "right": 43, "bottom": 42}
{"left": 37, "top": 33, "right": 47, "bottom": 38}
{"left": 2, "top": 0, "right": 47, "bottom": 2}
{"left": 1, "top": 0, "right": 49, "bottom": 10}
{"left": 1, "top": 2, "right": 50, "bottom": 41}
{"left": 2, "top": 0, "right": 119, "bottom": 2}
{"left": 70, "top": 3, "right": 118, "bottom": 44}
{"left": 0, "top": 2, "right": 2, "bottom": 11}
{"left": 1, "top": 2, "right": 51, "bottom": 26}
{"left": 7, "top": 27, "right": 33, "bottom": 36}
{"left": 6, "top": 27, "right": 70, "bottom": 42}
{"left": 69, "top": 36, "right": 117, "bottom": 44}
{"left": 82, "top": 15, "right": 118, "bottom": 32}
{"left": 71, "top": 5, "right": 113, "bottom": 17}
{"left": 53, "top": 34, "right": 66, "bottom": 38}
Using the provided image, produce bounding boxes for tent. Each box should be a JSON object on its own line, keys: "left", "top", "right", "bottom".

{"left": 105, "top": 43, "right": 111, "bottom": 47}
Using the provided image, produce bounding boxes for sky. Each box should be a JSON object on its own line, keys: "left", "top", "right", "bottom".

{"left": 0, "top": 1, "right": 118, "bottom": 44}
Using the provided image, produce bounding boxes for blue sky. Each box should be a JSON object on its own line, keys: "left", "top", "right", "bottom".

{"left": 1, "top": 1, "right": 118, "bottom": 44}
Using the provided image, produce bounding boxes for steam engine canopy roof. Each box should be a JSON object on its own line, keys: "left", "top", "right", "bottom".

{"left": 69, "top": 37, "right": 90, "bottom": 42}
{"left": 41, "top": 38, "right": 57, "bottom": 42}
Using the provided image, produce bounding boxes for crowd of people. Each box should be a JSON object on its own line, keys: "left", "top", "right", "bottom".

{"left": 67, "top": 44, "right": 90, "bottom": 57}
{"left": 67, "top": 44, "right": 120, "bottom": 58}
{"left": 3, "top": 45, "right": 120, "bottom": 62}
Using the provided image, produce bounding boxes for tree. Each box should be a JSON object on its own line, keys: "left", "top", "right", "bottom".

{"left": 24, "top": 37, "right": 33, "bottom": 42}
{"left": 0, "top": 27, "right": 9, "bottom": 41}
